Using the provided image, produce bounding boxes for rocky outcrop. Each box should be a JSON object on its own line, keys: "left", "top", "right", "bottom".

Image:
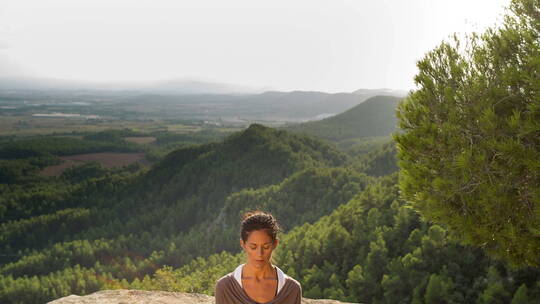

{"left": 48, "top": 289, "right": 357, "bottom": 304}
{"left": 47, "top": 290, "right": 213, "bottom": 304}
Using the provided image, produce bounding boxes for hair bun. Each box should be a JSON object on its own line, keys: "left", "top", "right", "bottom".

{"left": 242, "top": 210, "right": 267, "bottom": 221}
{"left": 240, "top": 210, "right": 280, "bottom": 242}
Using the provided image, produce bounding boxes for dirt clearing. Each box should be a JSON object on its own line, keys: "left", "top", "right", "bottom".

{"left": 40, "top": 152, "right": 148, "bottom": 176}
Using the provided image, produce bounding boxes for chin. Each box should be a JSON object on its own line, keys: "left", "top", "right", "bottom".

{"left": 252, "top": 260, "right": 267, "bottom": 266}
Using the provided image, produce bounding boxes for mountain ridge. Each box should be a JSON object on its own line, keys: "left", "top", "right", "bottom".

{"left": 283, "top": 95, "right": 401, "bottom": 147}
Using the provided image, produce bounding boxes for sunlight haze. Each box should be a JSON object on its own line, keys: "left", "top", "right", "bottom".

{"left": 1, "top": 0, "right": 509, "bottom": 92}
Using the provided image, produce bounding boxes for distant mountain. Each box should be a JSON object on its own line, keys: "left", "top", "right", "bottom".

{"left": 136, "top": 79, "right": 262, "bottom": 94}
{"left": 283, "top": 95, "right": 402, "bottom": 144}
{"left": 0, "top": 77, "right": 79, "bottom": 91}
{"left": 0, "top": 77, "right": 407, "bottom": 122}
{"left": 352, "top": 88, "right": 408, "bottom": 97}
{"left": 0, "top": 76, "right": 408, "bottom": 98}
{"left": 232, "top": 91, "right": 374, "bottom": 121}
{"left": 0, "top": 77, "right": 261, "bottom": 94}
{"left": 84, "top": 89, "right": 378, "bottom": 121}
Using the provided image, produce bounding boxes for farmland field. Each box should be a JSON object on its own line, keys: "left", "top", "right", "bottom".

{"left": 124, "top": 137, "right": 157, "bottom": 144}
{"left": 0, "top": 116, "right": 175, "bottom": 136}
{"left": 40, "top": 152, "right": 148, "bottom": 176}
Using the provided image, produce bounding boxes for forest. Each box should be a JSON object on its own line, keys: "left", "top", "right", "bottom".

{"left": 0, "top": 121, "right": 538, "bottom": 303}
{"left": 1, "top": 0, "right": 539, "bottom": 303}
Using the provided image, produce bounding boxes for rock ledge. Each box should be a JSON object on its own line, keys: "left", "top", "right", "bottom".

{"left": 48, "top": 289, "right": 357, "bottom": 304}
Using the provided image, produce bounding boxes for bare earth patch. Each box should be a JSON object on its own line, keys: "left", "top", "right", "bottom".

{"left": 40, "top": 152, "right": 148, "bottom": 176}
{"left": 125, "top": 137, "right": 156, "bottom": 144}
{"left": 40, "top": 159, "right": 84, "bottom": 177}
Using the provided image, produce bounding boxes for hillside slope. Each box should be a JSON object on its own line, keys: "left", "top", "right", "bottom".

{"left": 0, "top": 125, "right": 350, "bottom": 303}
{"left": 140, "top": 174, "right": 540, "bottom": 303}
{"left": 284, "top": 95, "right": 401, "bottom": 148}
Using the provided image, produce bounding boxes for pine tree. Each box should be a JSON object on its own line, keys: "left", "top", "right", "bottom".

{"left": 477, "top": 267, "right": 511, "bottom": 304}
{"left": 424, "top": 274, "right": 452, "bottom": 304}
{"left": 394, "top": 0, "right": 540, "bottom": 267}
{"left": 511, "top": 284, "right": 529, "bottom": 304}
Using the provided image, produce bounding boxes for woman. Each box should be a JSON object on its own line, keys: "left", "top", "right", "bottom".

{"left": 215, "top": 211, "right": 302, "bottom": 304}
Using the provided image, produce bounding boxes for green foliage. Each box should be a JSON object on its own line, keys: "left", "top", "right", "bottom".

{"left": 346, "top": 136, "right": 392, "bottom": 157}
{"left": 222, "top": 167, "right": 370, "bottom": 229}
{"left": 154, "top": 129, "right": 232, "bottom": 146}
{"left": 134, "top": 251, "right": 244, "bottom": 294}
{"left": 477, "top": 267, "right": 511, "bottom": 304}
{"left": 0, "top": 157, "right": 58, "bottom": 184}
{"left": 0, "top": 124, "right": 353, "bottom": 302}
{"left": 271, "top": 175, "right": 539, "bottom": 303}
{"left": 512, "top": 284, "right": 530, "bottom": 304}
{"left": 285, "top": 96, "right": 401, "bottom": 144}
{"left": 0, "top": 167, "right": 136, "bottom": 223}
{"left": 352, "top": 140, "right": 398, "bottom": 176}
{"left": 101, "top": 171, "right": 516, "bottom": 304}
{"left": 0, "top": 181, "right": 68, "bottom": 222}
{"left": 394, "top": 0, "right": 540, "bottom": 266}
{"left": 0, "top": 136, "right": 140, "bottom": 159}
{"left": 0, "top": 265, "right": 112, "bottom": 304}
{"left": 144, "top": 129, "right": 233, "bottom": 162}
{"left": 0, "top": 208, "right": 92, "bottom": 255}
{"left": 61, "top": 162, "right": 108, "bottom": 184}
{"left": 1, "top": 123, "right": 539, "bottom": 304}
{"left": 424, "top": 274, "right": 453, "bottom": 304}
{"left": 82, "top": 128, "right": 143, "bottom": 142}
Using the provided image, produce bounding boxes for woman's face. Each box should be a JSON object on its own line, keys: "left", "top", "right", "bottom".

{"left": 240, "top": 229, "right": 278, "bottom": 268}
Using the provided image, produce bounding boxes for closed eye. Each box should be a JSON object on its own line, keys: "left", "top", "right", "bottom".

{"left": 250, "top": 246, "right": 271, "bottom": 250}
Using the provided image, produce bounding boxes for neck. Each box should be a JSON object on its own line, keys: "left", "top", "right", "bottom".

{"left": 243, "top": 261, "right": 275, "bottom": 281}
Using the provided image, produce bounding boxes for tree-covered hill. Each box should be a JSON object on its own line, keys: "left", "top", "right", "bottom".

{"left": 284, "top": 95, "right": 401, "bottom": 148}
{"left": 1, "top": 124, "right": 347, "bottom": 251}
{"left": 127, "top": 174, "right": 540, "bottom": 304}
{"left": 275, "top": 175, "right": 540, "bottom": 302}
{"left": 0, "top": 124, "right": 354, "bottom": 303}
{"left": 234, "top": 91, "right": 370, "bottom": 120}
{"left": 351, "top": 140, "right": 398, "bottom": 177}
{"left": 1, "top": 122, "right": 539, "bottom": 304}
{"left": 199, "top": 166, "right": 372, "bottom": 255}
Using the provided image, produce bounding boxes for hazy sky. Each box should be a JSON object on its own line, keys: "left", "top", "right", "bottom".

{"left": 1, "top": 0, "right": 509, "bottom": 92}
